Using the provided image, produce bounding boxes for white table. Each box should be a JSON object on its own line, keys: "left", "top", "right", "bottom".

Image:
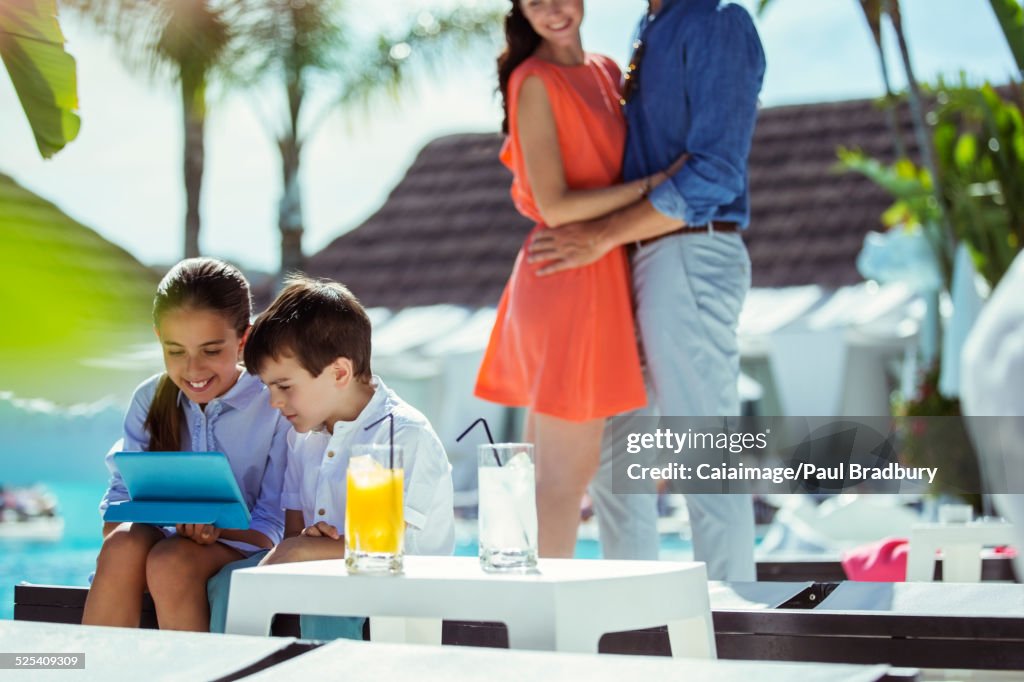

{"left": 906, "top": 520, "right": 1016, "bottom": 582}
{"left": 224, "top": 556, "right": 715, "bottom": 658}
{"left": 241, "top": 638, "right": 894, "bottom": 682}
{"left": 0, "top": 620, "right": 296, "bottom": 682}
{"left": 817, "top": 581, "right": 1024, "bottom": 614}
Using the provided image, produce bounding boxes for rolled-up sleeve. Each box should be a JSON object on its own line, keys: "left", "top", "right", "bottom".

{"left": 648, "top": 5, "right": 765, "bottom": 225}
{"left": 395, "top": 425, "right": 451, "bottom": 534}
{"left": 246, "top": 416, "right": 289, "bottom": 545}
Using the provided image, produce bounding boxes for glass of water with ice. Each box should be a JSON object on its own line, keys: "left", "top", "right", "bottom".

{"left": 477, "top": 443, "right": 538, "bottom": 572}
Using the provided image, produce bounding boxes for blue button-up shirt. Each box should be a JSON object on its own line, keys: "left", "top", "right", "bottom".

{"left": 99, "top": 370, "right": 289, "bottom": 554}
{"left": 623, "top": 0, "right": 765, "bottom": 228}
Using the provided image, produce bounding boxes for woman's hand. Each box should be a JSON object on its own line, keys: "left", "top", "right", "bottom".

{"left": 666, "top": 152, "right": 689, "bottom": 176}
{"left": 646, "top": 153, "right": 690, "bottom": 193}
{"left": 301, "top": 521, "right": 341, "bottom": 540}
{"left": 176, "top": 523, "right": 221, "bottom": 545}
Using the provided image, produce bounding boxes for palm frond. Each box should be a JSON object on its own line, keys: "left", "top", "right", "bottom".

{"left": 1, "top": 0, "right": 81, "bottom": 157}
{"left": 330, "top": 4, "right": 503, "bottom": 128}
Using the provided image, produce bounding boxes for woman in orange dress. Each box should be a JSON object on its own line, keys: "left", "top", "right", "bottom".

{"left": 475, "top": 0, "right": 677, "bottom": 557}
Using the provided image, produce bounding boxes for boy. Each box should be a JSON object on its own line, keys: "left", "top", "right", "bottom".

{"left": 208, "top": 276, "right": 453, "bottom": 638}
{"left": 245, "top": 276, "right": 455, "bottom": 562}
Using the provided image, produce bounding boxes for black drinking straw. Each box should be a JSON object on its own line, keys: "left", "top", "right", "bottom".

{"left": 456, "top": 417, "right": 502, "bottom": 466}
{"left": 364, "top": 412, "right": 395, "bottom": 469}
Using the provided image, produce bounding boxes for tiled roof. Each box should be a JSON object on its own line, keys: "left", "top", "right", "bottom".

{"left": 298, "top": 96, "right": 916, "bottom": 310}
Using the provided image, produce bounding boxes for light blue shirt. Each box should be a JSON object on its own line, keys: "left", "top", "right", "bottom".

{"left": 623, "top": 0, "right": 765, "bottom": 228}
{"left": 99, "top": 370, "right": 289, "bottom": 553}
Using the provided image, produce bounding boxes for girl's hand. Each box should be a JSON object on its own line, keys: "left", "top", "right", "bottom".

{"left": 301, "top": 521, "right": 340, "bottom": 540}
{"left": 176, "top": 523, "right": 221, "bottom": 545}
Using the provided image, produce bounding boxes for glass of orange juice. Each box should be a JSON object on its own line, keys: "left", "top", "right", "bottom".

{"left": 345, "top": 444, "right": 404, "bottom": 574}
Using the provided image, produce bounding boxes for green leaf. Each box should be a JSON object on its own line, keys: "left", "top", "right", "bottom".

{"left": 954, "top": 133, "right": 978, "bottom": 170}
{"left": 0, "top": 173, "right": 158, "bottom": 401}
{"left": 882, "top": 200, "right": 915, "bottom": 228}
{"left": 989, "top": 0, "right": 1024, "bottom": 76}
{"left": 0, "top": 0, "right": 81, "bottom": 158}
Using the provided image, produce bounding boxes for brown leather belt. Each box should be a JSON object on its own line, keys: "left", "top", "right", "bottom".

{"left": 635, "top": 221, "right": 738, "bottom": 248}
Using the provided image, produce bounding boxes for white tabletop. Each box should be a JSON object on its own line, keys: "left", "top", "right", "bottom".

{"left": 817, "top": 582, "right": 1024, "bottom": 616}
{"left": 241, "top": 638, "right": 892, "bottom": 682}
{"left": 237, "top": 555, "right": 702, "bottom": 582}
{"left": 0, "top": 619, "right": 295, "bottom": 682}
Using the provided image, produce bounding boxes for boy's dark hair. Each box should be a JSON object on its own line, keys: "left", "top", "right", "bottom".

{"left": 245, "top": 275, "right": 372, "bottom": 382}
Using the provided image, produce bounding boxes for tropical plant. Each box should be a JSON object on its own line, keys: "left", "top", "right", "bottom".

{"left": 931, "top": 81, "right": 1023, "bottom": 286}
{"left": 229, "top": 0, "right": 503, "bottom": 280}
{"left": 757, "top": 1, "right": 910, "bottom": 160}
{"left": 990, "top": 0, "right": 1024, "bottom": 76}
{"left": 65, "top": 0, "right": 236, "bottom": 260}
{"left": 857, "top": 0, "right": 907, "bottom": 157}
{"left": 758, "top": 0, "right": 956, "bottom": 264}
{"left": 893, "top": 362, "right": 981, "bottom": 510}
{"left": 841, "top": 79, "right": 1024, "bottom": 287}
{"left": 838, "top": 149, "right": 951, "bottom": 288}
{"left": 0, "top": 0, "right": 80, "bottom": 158}
{"left": 1, "top": 173, "right": 157, "bottom": 402}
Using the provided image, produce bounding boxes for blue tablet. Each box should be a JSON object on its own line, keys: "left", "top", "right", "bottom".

{"left": 103, "top": 451, "right": 251, "bottom": 529}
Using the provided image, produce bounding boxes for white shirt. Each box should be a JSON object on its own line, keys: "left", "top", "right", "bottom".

{"left": 282, "top": 376, "right": 455, "bottom": 556}
{"left": 961, "top": 251, "right": 1024, "bottom": 577}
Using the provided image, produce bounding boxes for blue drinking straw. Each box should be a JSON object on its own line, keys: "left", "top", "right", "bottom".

{"left": 456, "top": 417, "right": 502, "bottom": 466}
{"left": 364, "top": 412, "right": 395, "bottom": 469}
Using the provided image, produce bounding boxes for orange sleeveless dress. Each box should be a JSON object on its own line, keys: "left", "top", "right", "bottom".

{"left": 474, "top": 54, "right": 646, "bottom": 422}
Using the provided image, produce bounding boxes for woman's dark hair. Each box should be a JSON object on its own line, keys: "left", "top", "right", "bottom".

{"left": 145, "top": 257, "right": 251, "bottom": 451}
{"left": 497, "top": 1, "right": 541, "bottom": 134}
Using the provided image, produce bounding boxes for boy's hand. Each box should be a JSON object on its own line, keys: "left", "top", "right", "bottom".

{"left": 176, "top": 523, "right": 221, "bottom": 545}
{"left": 301, "top": 521, "right": 340, "bottom": 540}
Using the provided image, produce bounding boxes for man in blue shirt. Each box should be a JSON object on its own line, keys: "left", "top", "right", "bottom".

{"left": 528, "top": 0, "right": 765, "bottom": 581}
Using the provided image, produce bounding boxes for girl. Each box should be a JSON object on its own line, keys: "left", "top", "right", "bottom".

{"left": 84, "top": 257, "right": 288, "bottom": 631}
{"left": 474, "top": 0, "right": 682, "bottom": 556}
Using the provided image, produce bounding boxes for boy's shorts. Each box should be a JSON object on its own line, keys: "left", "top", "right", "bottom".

{"left": 207, "top": 550, "right": 366, "bottom": 640}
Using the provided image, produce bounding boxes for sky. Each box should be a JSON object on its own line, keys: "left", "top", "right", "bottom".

{"left": 0, "top": 0, "right": 1019, "bottom": 274}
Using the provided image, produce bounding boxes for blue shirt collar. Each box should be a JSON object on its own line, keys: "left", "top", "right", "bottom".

{"left": 652, "top": 0, "right": 717, "bottom": 17}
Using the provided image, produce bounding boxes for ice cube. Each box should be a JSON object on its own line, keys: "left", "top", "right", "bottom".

{"left": 349, "top": 454, "right": 382, "bottom": 470}
{"left": 504, "top": 451, "right": 533, "bottom": 470}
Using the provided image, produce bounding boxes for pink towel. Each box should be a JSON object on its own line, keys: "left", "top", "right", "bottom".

{"left": 841, "top": 537, "right": 909, "bottom": 582}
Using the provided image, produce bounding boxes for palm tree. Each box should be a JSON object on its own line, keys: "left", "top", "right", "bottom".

{"left": 65, "top": 0, "right": 234, "bottom": 259}
{"left": 230, "top": 0, "right": 503, "bottom": 280}
{"left": 759, "top": 0, "right": 907, "bottom": 157}
{"left": 858, "top": 0, "right": 906, "bottom": 158}
{"left": 989, "top": 0, "right": 1024, "bottom": 77}
{"left": 759, "top": 0, "right": 954, "bottom": 277}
